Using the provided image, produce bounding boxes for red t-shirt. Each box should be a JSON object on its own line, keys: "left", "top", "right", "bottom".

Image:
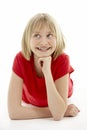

{"left": 12, "top": 51, "right": 74, "bottom": 107}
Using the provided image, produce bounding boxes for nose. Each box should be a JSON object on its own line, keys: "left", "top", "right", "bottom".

{"left": 40, "top": 36, "right": 48, "bottom": 45}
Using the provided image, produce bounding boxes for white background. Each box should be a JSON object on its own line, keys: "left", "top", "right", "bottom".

{"left": 0, "top": 0, "right": 87, "bottom": 129}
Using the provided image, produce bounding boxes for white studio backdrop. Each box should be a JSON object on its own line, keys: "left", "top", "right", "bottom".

{"left": 0, "top": 0, "right": 87, "bottom": 129}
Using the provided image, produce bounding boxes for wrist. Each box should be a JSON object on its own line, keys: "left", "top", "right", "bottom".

{"left": 44, "top": 69, "right": 52, "bottom": 79}
{"left": 43, "top": 68, "right": 51, "bottom": 76}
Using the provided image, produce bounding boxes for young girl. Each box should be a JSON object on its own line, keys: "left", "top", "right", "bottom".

{"left": 8, "top": 13, "right": 79, "bottom": 120}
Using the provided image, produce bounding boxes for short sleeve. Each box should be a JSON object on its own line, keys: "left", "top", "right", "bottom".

{"left": 52, "top": 54, "right": 74, "bottom": 80}
{"left": 12, "top": 52, "right": 23, "bottom": 79}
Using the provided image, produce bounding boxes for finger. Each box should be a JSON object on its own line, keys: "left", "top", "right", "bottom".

{"left": 75, "top": 106, "right": 80, "bottom": 112}
{"left": 40, "top": 61, "right": 43, "bottom": 67}
{"left": 38, "top": 59, "right": 44, "bottom": 67}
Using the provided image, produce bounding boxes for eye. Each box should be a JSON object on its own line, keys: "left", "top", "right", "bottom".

{"left": 47, "top": 33, "right": 53, "bottom": 38}
{"left": 33, "top": 34, "right": 40, "bottom": 39}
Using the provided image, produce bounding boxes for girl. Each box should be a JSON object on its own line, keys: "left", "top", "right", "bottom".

{"left": 8, "top": 13, "right": 79, "bottom": 120}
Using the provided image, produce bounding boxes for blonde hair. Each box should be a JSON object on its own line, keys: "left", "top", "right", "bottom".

{"left": 21, "top": 13, "right": 65, "bottom": 60}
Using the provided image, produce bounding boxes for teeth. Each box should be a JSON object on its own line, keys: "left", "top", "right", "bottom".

{"left": 37, "top": 47, "right": 50, "bottom": 50}
{"left": 40, "top": 48, "right": 48, "bottom": 50}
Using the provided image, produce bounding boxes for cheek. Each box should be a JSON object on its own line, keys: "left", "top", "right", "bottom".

{"left": 30, "top": 39, "right": 39, "bottom": 47}
{"left": 30, "top": 39, "right": 35, "bottom": 48}
{"left": 30, "top": 41, "right": 34, "bottom": 50}
{"left": 52, "top": 40, "right": 57, "bottom": 49}
{"left": 29, "top": 41, "right": 32, "bottom": 48}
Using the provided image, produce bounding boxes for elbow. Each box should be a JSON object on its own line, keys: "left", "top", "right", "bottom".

{"left": 8, "top": 107, "right": 21, "bottom": 120}
{"left": 8, "top": 113, "right": 16, "bottom": 120}
{"left": 54, "top": 117, "right": 63, "bottom": 121}
{"left": 8, "top": 111, "right": 19, "bottom": 120}
{"left": 53, "top": 114, "right": 63, "bottom": 121}
{"left": 8, "top": 102, "right": 22, "bottom": 120}
{"left": 52, "top": 106, "right": 67, "bottom": 121}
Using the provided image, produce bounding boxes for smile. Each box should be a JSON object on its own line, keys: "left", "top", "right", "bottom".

{"left": 36, "top": 47, "right": 51, "bottom": 52}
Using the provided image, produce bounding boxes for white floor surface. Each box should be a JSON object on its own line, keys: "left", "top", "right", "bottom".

{"left": 0, "top": 82, "right": 87, "bottom": 130}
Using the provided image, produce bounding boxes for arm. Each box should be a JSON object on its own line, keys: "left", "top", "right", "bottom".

{"left": 38, "top": 57, "right": 68, "bottom": 120}
{"left": 8, "top": 72, "right": 52, "bottom": 120}
{"left": 8, "top": 72, "right": 79, "bottom": 120}
{"left": 44, "top": 71, "right": 68, "bottom": 120}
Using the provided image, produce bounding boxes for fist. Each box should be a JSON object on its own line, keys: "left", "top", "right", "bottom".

{"left": 65, "top": 104, "right": 80, "bottom": 117}
{"left": 38, "top": 56, "right": 52, "bottom": 74}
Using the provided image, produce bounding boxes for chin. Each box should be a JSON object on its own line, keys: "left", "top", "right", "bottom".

{"left": 37, "top": 53, "right": 52, "bottom": 58}
{"left": 34, "top": 49, "right": 55, "bottom": 58}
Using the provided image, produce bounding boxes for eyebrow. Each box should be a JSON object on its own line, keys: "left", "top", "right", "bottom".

{"left": 32, "top": 31, "right": 53, "bottom": 34}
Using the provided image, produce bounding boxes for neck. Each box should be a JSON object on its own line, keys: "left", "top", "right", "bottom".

{"left": 33, "top": 55, "right": 44, "bottom": 77}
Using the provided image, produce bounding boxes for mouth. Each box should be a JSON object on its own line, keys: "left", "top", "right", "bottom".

{"left": 36, "top": 47, "right": 51, "bottom": 52}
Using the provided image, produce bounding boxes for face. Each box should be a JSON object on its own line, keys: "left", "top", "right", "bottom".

{"left": 30, "top": 26, "right": 56, "bottom": 58}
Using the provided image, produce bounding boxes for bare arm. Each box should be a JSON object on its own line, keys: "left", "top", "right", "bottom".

{"left": 8, "top": 72, "right": 79, "bottom": 120}
{"left": 44, "top": 71, "right": 68, "bottom": 120}
{"left": 8, "top": 72, "right": 52, "bottom": 120}
{"left": 39, "top": 57, "right": 68, "bottom": 120}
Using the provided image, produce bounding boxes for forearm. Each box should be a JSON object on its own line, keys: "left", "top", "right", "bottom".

{"left": 8, "top": 105, "right": 52, "bottom": 120}
{"left": 44, "top": 71, "right": 67, "bottom": 120}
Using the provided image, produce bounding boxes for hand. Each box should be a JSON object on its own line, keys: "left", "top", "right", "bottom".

{"left": 38, "top": 56, "right": 52, "bottom": 75}
{"left": 64, "top": 104, "right": 80, "bottom": 117}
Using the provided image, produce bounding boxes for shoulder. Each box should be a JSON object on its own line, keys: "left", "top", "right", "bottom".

{"left": 12, "top": 51, "right": 32, "bottom": 79}
{"left": 52, "top": 53, "right": 74, "bottom": 80}
{"left": 58, "top": 52, "right": 69, "bottom": 59}
{"left": 52, "top": 53, "right": 71, "bottom": 72}
{"left": 13, "top": 51, "right": 33, "bottom": 69}
{"left": 53, "top": 53, "right": 70, "bottom": 64}
{"left": 14, "top": 51, "right": 25, "bottom": 60}
{"left": 14, "top": 51, "right": 31, "bottom": 63}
